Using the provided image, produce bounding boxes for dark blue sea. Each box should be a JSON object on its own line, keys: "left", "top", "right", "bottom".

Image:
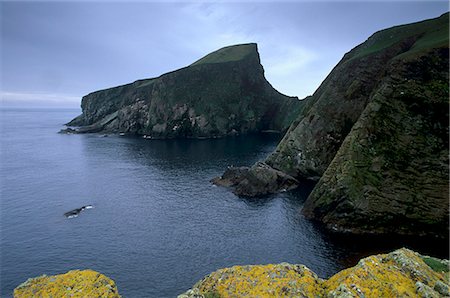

{"left": 1, "top": 108, "right": 447, "bottom": 297}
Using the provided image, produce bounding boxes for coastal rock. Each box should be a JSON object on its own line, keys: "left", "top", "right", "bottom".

{"left": 214, "top": 13, "right": 449, "bottom": 238}
{"left": 14, "top": 269, "right": 120, "bottom": 298}
{"left": 302, "top": 15, "right": 449, "bottom": 238}
{"left": 178, "top": 248, "right": 449, "bottom": 298}
{"left": 64, "top": 43, "right": 303, "bottom": 138}
{"left": 211, "top": 162, "right": 299, "bottom": 196}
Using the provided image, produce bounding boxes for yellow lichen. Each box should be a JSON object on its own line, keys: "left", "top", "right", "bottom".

{"left": 324, "top": 249, "right": 448, "bottom": 297}
{"left": 195, "top": 263, "right": 324, "bottom": 297}
{"left": 179, "top": 249, "right": 449, "bottom": 298}
{"left": 14, "top": 269, "right": 120, "bottom": 298}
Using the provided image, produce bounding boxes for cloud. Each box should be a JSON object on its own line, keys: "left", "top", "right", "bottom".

{"left": 1, "top": 91, "right": 81, "bottom": 107}
{"left": 263, "top": 46, "right": 318, "bottom": 76}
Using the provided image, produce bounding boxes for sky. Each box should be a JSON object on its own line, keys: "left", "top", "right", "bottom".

{"left": 1, "top": 1, "right": 448, "bottom": 108}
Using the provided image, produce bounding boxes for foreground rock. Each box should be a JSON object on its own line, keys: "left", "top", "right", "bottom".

{"left": 211, "top": 162, "right": 298, "bottom": 196}
{"left": 179, "top": 248, "right": 449, "bottom": 298}
{"left": 14, "top": 269, "right": 120, "bottom": 297}
{"left": 63, "top": 43, "right": 303, "bottom": 138}
{"left": 214, "top": 13, "right": 449, "bottom": 238}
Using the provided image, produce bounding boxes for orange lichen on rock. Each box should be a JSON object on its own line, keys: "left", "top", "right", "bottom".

{"left": 14, "top": 269, "right": 120, "bottom": 298}
{"left": 179, "top": 248, "right": 449, "bottom": 298}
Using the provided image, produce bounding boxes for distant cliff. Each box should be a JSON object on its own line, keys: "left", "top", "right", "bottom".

{"left": 213, "top": 13, "right": 449, "bottom": 238}
{"left": 179, "top": 248, "right": 449, "bottom": 297}
{"left": 64, "top": 43, "right": 303, "bottom": 138}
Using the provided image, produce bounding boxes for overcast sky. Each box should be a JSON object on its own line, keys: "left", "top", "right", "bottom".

{"left": 1, "top": 1, "right": 448, "bottom": 108}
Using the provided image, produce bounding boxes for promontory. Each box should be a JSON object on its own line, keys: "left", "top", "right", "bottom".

{"left": 63, "top": 43, "right": 302, "bottom": 138}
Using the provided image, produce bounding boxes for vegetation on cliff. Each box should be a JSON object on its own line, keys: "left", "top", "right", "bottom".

{"left": 179, "top": 248, "right": 450, "bottom": 298}
{"left": 14, "top": 269, "right": 120, "bottom": 298}
{"left": 214, "top": 13, "right": 449, "bottom": 238}
{"left": 64, "top": 43, "right": 302, "bottom": 138}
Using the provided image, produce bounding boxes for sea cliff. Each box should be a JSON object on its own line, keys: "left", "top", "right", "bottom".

{"left": 213, "top": 13, "right": 449, "bottom": 238}
{"left": 64, "top": 43, "right": 302, "bottom": 138}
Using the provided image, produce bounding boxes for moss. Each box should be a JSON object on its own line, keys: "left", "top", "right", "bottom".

{"left": 421, "top": 256, "right": 450, "bottom": 273}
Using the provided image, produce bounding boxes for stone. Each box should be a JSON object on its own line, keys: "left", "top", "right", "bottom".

{"left": 14, "top": 269, "right": 120, "bottom": 298}
{"left": 178, "top": 248, "right": 449, "bottom": 298}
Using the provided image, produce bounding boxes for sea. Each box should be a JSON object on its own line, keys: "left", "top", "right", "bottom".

{"left": 1, "top": 108, "right": 447, "bottom": 297}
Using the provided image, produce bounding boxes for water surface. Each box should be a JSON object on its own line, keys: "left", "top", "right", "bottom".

{"left": 1, "top": 109, "right": 447, "bottom": 297}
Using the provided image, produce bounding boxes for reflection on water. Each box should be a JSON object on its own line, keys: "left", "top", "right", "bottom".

{"left": 1, "top": 109, "right": 448, "bottom": 298}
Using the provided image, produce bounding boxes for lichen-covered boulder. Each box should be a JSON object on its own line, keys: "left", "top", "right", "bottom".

{"left": 179, "top": 263, "right": 324, "bottom": 298}
{"left": 179, "top": 248, "right": 449, "bottom": 298}
{"left": 14, "top": 269, "right": 120, "bottom": 298}
{"left": 324, "top": 248, "right": 449, "bottom": 297}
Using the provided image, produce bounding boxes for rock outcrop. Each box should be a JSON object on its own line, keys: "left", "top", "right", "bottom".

{"left": 210, "top": 162, "right": 298, "bottom": 197}
{"left": 213, "top": 13, "right": 449, "bottom": 237}
{"left": 14, "top": 269, "right": 120, "bottom": 297}
{"left": 178, "top": 248, "right": 449, "bottom": 298}
{"left": 64, "top": 43, "right": 303, "bottom": 138}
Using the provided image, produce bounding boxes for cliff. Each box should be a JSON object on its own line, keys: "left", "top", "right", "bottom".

{"left": 14, "top": 269, "right": 120, "bottom": 297}
{"left": 213, "top": 13, "right": 449, "bottom": 237}
{"left": 178, "top": 248, "right": 449, "bottom": 298}
{"left": 64, "top": 43, "right": 303, "bottom": 138}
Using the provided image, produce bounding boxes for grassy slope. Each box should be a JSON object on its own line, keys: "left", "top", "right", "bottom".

{"left": 351, "top": 12, "right": 449, "bottom": 60}
{"left": 190, "top": 43, "right": 257, "bottom": 66}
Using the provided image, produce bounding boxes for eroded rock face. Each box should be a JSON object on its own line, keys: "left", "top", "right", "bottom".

{"left": 213, "top": 13, "right": 449, "bottom": 238}
{"left": 178, "top": 248, "right": 449, "bottom": 298}
{"left": 14, "top": 269, "right": 120, "bottom": 298}
{"left": 64, "top": 43, "right": 302, "bottom": 138}
{"left": 301, "top": 21, "right": 449, "bottom": 237}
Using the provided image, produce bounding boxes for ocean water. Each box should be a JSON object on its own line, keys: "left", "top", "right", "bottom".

{"left": 1, "top": 108, "right": 447, "bottom": 297}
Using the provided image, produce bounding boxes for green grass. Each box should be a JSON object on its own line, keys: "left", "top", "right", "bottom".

{"left": 190, "top": 43, "right": 257, "bottom": 66}
{"left": 421, "top": 256, "right": 449, "bottom": 273}
{"left": 351, "top": 12, "right": 449, "bottom": 60}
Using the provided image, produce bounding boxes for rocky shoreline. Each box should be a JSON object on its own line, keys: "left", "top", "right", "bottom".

{"left": 14, "top": 248, "right": 449, "bottom": 298}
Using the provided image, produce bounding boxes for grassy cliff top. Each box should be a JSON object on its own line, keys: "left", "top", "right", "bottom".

{"left": 352, "top": 12, "right": 449, "bottom": 59}
{"left": 190, "top": 43, "right": 258, "bottom": 66}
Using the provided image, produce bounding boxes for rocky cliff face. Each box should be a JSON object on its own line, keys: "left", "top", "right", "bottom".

{"left": 65, "top": 43, "right": 302, "bottom": 138}
{"left": 14, "top": 269, "right": 120, "bottom": 297}
{"left": 213, "top": 13, "right": 449, "bottom": 238}
{"left": 178, "top": 248, "right": 449, "bottom": 298}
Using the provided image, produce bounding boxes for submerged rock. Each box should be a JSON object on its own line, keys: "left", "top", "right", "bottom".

{"left": 64, "top": 43, "right": 303, "bottom": 138}
{"left": 178, "top": 248, "right": 449, "bottom": 298}
{"left": 14, "top": 269, "right": 120, "bottom": 297}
